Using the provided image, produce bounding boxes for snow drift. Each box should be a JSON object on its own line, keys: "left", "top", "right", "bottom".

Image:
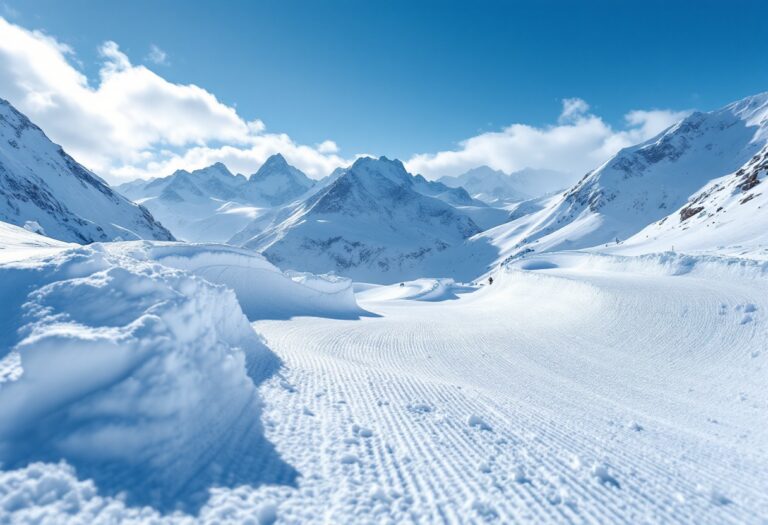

{"left": 148, "top": 243, "right": 363, "bottom": 319}
{"left": 0, "top": 241, "right": 299, "bottom": 511}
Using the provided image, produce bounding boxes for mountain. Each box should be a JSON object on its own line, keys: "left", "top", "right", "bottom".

{"left": 439, "top": 166, "right": 576, "bottom": 204}
{"left": 235, "top": 156, "right": 482, "bottom": 282}
{"left": 0, "top": 98, "right": 174, "bottom": 244}
{"left": 240, "top": 153, "right": 316, "bottom": 206}
{"left": 479, "top": 92, "right": 768, "bottom": 262}
{"left": 117, "top": 154, "right": 315, "bottom": 242}
{"left": 617, "top": 142, "right": 768, "bottom": 258}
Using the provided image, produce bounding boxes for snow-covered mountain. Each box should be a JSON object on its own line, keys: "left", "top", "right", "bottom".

{"left": 439, "top": 166, "right": 577, "bottom": 204}
{"left": 236, "top": 156, "right": 483, "bottom": 282}
{"left": 480, "top": 92, "right": 768, "bottom": 262}
{"left": 117, "top": 154, "right": 316, "bottom": 242}
{"left": 240, "top": 153, "right": 316, "bottom": 206}
{"left": 0, "top": 98, "right": 174, "bottom": 243}
{"left": 617, "top": 142, "right": 768, "bottom": 258}
{"left": 120, "top": 163, "right": 246, "bottom": 203}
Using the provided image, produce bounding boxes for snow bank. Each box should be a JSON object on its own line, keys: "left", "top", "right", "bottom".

{"left": 0, "top": 221, "right": 72, "bottom": 263}
{"left": 504, "top": 250, "right": 768, "bottom": 282}
{"left": 147, "top": 243, "right": 362, "bottom": 319}
{"left": 356, "top": 278, "right": 476, "bottom": 302}
{"left": 0, "top": 242, "right": 296, "bottom": 512}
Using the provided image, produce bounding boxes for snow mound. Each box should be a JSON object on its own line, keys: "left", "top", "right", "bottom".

{"left": 356, "top": 278, "right": 476, "bottom": 302}
{"left": 0, "top": 221, "right": 72, "bottom": 263}
{"left": 147, "top": 243, "right": 362, "bottom": 319}
{"left": 0, "top": 243, "right": 297, "bottom": 512}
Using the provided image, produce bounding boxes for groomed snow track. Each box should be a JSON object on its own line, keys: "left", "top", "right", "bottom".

{"left": 253, "top": 253, "right": 768, "bottom": 523}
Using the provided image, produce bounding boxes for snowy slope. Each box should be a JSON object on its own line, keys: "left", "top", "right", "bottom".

{"left": 247, "top": 252, "right": 768, "bottom": 523}
{"left": 0, "top": 98, "right": 174, "bottom": 244}
{"left": 478, "top": 93, "right": 768, "bottom": 262}
{"left": 1, "top": 221, "right": 767, "bottom": 522}
{"left": 0, "top": 220, "right": 73, "bottom": 263}
{"left": 613, "top": 143, "right": 768, "bottom": 259}
{"left": 117, "top": 155, "right": 316, "bottom": 243}
{"left": 439, "top": 165, "right": 577, "bottom": 204}
{"left": 237, "top": 156, "right": 483, "bottom": 283}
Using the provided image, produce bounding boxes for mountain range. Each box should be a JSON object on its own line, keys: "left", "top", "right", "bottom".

{"left": 3, "top": 92, "right": 768, "bottom": 282}
{"left": 234, "top": 156, "right": 485, "bottom": 282}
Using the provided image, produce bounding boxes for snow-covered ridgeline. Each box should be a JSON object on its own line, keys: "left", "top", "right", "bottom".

{"left": 0, "top": 98, "right": 174, "bottom": 244}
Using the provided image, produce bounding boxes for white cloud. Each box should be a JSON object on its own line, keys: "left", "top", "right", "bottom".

{"left": 316, "top": 140, "right": 339, "bottom": 154}
{"left": 406, "top": 100, "right": 690, "bottom": 179}
{"left": 559, "top": 97, "right": 590, "bottom": 124}
{"left": 0, "top": 17, "right": 349, "bottom": 182}
{"left": 0, "top": 16, "right": 691, "bottom": 186}
{"left": 146, "top": 44, "right": 168, "bottom": 66}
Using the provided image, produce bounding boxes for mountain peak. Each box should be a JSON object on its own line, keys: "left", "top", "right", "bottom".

{"left": 258, "top": 153, "right": 289, "bottom": 171}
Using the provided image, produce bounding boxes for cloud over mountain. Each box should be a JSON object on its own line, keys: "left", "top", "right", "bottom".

{"left": 406, "top": 98, "right": 690, "bottom": 179}
{"left": 0, "top": 17, "right": 347, "bottom": 182}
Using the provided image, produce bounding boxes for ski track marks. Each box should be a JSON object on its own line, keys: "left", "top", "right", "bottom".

{"left": 253, "top": 261, "right": 768, "bottom": 524}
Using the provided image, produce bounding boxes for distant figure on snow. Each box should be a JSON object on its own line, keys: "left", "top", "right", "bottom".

{"left": 400, "top": 282, "right": 405, "bottom": 287}
{"left": 488, "top": 276, "right": 494, "bottom": 285}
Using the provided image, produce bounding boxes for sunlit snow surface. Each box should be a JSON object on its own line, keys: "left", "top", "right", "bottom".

{"left": 0, "top": 220, "right": 766, "bottom": 523}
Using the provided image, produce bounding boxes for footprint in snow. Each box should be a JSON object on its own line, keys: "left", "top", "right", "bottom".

{"left": 340, "top": 453, "right": 359, "bottom": 465}
{"left": 351, "top": 424, "right": 373, "bottom": 438}
{"left": 513, "top": 465, "right": 531, "bottom": 484}
{"left": 467, "top": 414, "right": 492, "bottom": 431}
{"left": 591, "top": 462, "right": 620, "bottom": 489}
{"left": 699, "top": 485, "right": 732, "bottom": 506}
{"left": 407, "top": 402, "right": 433, "bottom": 414}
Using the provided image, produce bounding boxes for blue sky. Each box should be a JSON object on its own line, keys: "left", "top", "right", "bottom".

{"left": 1, "top": 0, "right": 767, "bottom": 181}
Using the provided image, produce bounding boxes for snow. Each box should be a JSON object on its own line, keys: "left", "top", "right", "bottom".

{"left": 0, "top": 224, "right": 365, "bottom": 518}
{"left": 0, "top": 98, "right": 174, "bottom": 244}
{"left": 239, "top": 156, "right": 484, "bottom": 283}
{"left": 356, "top": 278, "right": 476, "bottom": 302}
{"left": 117, "top": 155, "right": 316, "bottom": 243}
{"left": 246, "top": 251, "right": 768, "bottom": 523}
{"left": 610, "top": 143, "right": 768, "bottom": 260}
{"left": 478, "top": 92, "right": 768, "bottom": 264}
{"left": 439, "top": 165, "right": 578, "bottom": 204}
{"left": 2, "top": 92, "right": 768, "bottom": 524}
{"left": 0, "top": 221, "right": 72, "bottom": 263}
{"left": 150, "top": 243, "right": 361, "bottom": 320}
{"left": 1, "top": 231, "right": 767, "bottom": 523}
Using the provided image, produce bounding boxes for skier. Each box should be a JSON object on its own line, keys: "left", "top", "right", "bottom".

{"left": 488, "top": 276, "right": 494, "bottom": 285}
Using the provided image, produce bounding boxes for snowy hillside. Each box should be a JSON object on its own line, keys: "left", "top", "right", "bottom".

{"left": 0, "top": 98, "right": 174, "bottom": 244}
{"left": 615, "top": 142, "right": 768, "bottom": 259}
{"left": 237, "top": 156, "right": 483, "bottom": 283}
{"left": 3, "top": 229, "right": 766, "bottom": 522}
{"left": 117, "top": 154, "right": 317, "bottom": 242}
{"left": 479, "top": 92, "right": 768, "bottom": 262}
{"left": 439, "top": 166, "right": 577, "bottom": 204}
